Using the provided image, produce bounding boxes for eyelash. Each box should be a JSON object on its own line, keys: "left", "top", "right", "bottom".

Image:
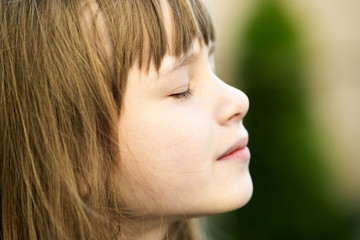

{"left": 170, "top": 89, "right": 193, "bottom": 100}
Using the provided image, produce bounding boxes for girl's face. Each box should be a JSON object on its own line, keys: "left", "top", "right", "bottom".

{"left": 117, "top": 40, "right": 253, "bottom": 218}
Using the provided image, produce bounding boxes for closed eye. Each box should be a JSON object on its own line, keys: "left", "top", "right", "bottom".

{"left": 170, "top": 89, "right": 193, "bottom": 100}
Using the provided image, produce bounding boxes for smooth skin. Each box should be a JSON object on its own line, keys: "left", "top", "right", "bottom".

{"left": 118, "top": 40, "right": 252, "bottom": 219}
{"left": 83, "top": 0, "right": 253, "bottom": 238}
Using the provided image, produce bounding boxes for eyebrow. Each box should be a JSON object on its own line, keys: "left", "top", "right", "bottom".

{"left": 158, "top": 42, "right": 216, "bottom": 78}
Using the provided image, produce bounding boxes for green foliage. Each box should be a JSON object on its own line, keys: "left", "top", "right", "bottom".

{"left": 208, "top": 1, "right": 353, "bottom": 239}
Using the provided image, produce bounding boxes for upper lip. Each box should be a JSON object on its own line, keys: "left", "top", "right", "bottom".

{"left": 217, "top": 136, "right": 249, "bottom": 160}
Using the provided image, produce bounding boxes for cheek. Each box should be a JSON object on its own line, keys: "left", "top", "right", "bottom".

{"left": 118, "top": 106, "right": 214, "bottom": 202}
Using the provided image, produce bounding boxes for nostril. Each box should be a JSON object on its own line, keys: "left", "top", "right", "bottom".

{"left": 228, "top": 112, "right": 242, "bottom": 123}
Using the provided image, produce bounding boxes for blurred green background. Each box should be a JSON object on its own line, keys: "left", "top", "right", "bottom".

{"left": 205, "top": 0, "right": 360, "bottom": 239}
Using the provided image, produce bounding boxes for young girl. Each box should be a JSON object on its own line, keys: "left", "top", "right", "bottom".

{"left": 0, "top": 0, "right": 252, "bottom": 239}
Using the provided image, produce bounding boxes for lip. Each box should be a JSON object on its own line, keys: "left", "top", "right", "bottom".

{"left": 217, "top": 137, "right": 250, "bottom": 161}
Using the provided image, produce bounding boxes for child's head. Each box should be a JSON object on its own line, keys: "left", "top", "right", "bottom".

{"left": 1, "top": 0, "right": 252, "bottom": 239}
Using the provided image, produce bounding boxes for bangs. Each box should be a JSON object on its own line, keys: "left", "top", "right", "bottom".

{"left": 101, "top": 0, "right": 215, "bottom": 72}
{"left": 1, "top": 1, "right": 213, "bottom": 238}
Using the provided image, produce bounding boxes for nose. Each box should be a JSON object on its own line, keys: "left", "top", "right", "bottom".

{"left": 214, "top": 78, "right": 249, "bottom": 126}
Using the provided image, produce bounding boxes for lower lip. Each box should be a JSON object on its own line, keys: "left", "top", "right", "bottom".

{"left": 217, "top": 147, "right": 250, "bottom": 162}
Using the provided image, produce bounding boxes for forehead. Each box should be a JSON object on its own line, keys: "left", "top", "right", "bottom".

{"left": 155, "top": 39, "right": 215, "bottom": 79}
{"left": 140, "top": 39, "right": 202, "bottom": 82}
{"left": 128, "top": 39, "right": 215, "bottom": 88}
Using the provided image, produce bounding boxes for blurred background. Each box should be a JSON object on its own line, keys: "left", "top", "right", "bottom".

{"left": 204, "top": 0, "right": 360, "bottom": 239}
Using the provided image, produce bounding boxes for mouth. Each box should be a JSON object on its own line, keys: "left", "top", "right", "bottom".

{"left": 217, "top": 137, "right": 250, "bottom": 162}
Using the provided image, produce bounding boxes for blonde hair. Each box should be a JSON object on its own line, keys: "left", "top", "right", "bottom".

{"left": 0, "top": 0, "right": 214, "bottom": 239}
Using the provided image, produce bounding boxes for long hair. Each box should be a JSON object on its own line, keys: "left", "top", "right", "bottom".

{"left": 0, "top": 0, "right": 214, "bottom": 239}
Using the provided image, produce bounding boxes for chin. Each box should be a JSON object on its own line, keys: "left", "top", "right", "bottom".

{"left": 191, "top": 174, "right": 254, "bottom": 217}
{"left": 219, "top": 174, "right": 253, "bottom": 213}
